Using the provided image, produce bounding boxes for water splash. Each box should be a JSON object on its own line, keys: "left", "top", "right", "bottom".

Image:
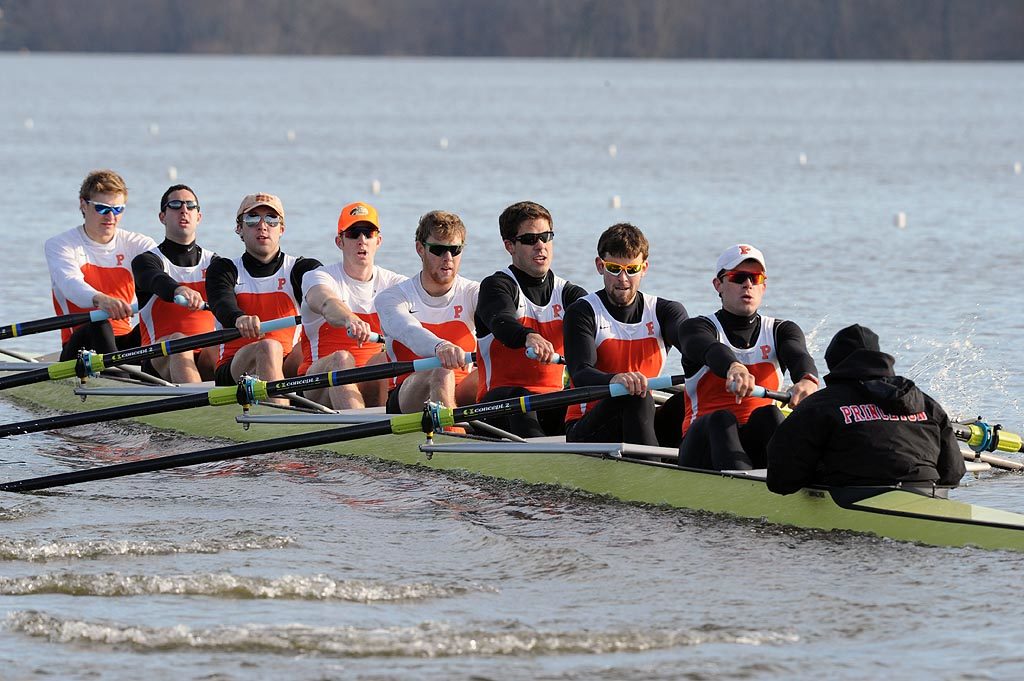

{"left": 0, "top": 532, "right": 294, "bottom": 562}
{"left": 0, "top": 572, "right": 481, "bottom": 601}
{"left": 6, "top": 611, "right": 800, "bottom": 657}
{"left": 897, "top": 314, "right": 1022, "bottom": 425}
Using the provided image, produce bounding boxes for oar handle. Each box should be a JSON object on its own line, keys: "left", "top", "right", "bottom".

{"left": 525, "top": 347, "right": 566, "bottom": 364}
{"left": 607, "top": 375, "right": 679, "bottom": 397}
{"left": 172, "top": 294, "right": 210, "bottom": 311}
{"left": 347, "top": 328, "right": 385, "bottom": 344}
{"left": 752, "top": 386, "right": 792, "bottom": 403}
{"left": 88, "top": 302, "right": 140, "bottom": 322}
{"left": 259, "top": 316, "right": 300, "bottom": 334}
{"left": 411, "top": 352, "right": 474, "bottom": 371}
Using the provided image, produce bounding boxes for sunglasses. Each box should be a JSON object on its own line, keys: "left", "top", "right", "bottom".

{"left": 85, "top": 199, "right": 126, "bottom": 216}
{"left": 601, "top": 260, "right": 645, "bottom": 277}
{"left": 422, "top": 241, "right": 464, "bottom": 257}
{"left": 162, "top": 199, "right": 199, "bottom": 211}
{"left": 241, "top": 212, "right": 282, "bottom": 228}
{"left": 510, "top": 231, "right": 554, "bottom": 246}
{"left": 721, "top": 270, "right": 767, "bottom": 285}
{"left": 342, "top": 225, "right": 379, "bottom": 239}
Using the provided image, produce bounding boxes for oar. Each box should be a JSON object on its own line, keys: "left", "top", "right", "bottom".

{"left": 0, "top": 375, "right": 685, "bottom": 493}
{"left": 525, "top": 347, "right": 566, "bottom": 364}
{"left": 0, "top": 353, "right": 474, "bottom": 438}
{"left": 0, "top": 304, "right": 140, "bottom": 341}
{"left": 953, "top": 420, "right": 1024, "bottom": 471}
{"left": 0, "top": 315, "right": 299, "bottom": 392}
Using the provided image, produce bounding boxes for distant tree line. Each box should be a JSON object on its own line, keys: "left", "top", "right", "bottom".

{"left": 1, "top": 0, "right": 1022, "bottom": 59}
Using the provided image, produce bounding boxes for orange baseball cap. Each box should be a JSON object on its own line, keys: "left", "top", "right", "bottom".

{"left": 337, "top": 201, "right": 380, "bottom": 235}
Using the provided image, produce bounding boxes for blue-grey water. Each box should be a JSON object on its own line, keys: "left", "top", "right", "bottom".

{"left": 1, "top": 53, "right": 1023, "bottom": 680}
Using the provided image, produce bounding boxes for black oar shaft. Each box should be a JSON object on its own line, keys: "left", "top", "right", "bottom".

{"left": 0, "top": 419, "right": 396, "bottom": 493}
{"left": 262, "top": 360, "right": 421, "bottom": 398}
{"left": 0, "top": 312, "right": 93, "bottom": 340}
{"left": 0, "top": 375, "right": 687, "bottom": 493}
{"left": 0, "top": 393, "right": 212, "bottom": 439}
{"left": 0, "top": 366, "right": 53, "bottom": 391}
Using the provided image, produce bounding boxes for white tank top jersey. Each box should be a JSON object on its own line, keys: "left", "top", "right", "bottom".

{"left": 299, "top": 262, "right": 407, "bottom": 366}
{"left": 44, "top": 225, "right": 158, "bottom": 339}
{"left": 137, "top": 245, "right": 217, "bottom": 345}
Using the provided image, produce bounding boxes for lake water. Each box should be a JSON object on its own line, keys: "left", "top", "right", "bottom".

{"left": 1, "top": 53, "right": 1023, "bottom": 680}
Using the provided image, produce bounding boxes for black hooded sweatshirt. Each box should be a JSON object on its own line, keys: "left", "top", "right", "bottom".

{"left": 766, "top": 337, "right": 965, "bottom": 493}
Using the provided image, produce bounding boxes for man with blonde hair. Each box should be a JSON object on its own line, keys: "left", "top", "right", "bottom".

{"left": 377, "top": 210, "right": 479, "bottom": 414}
{"left": 45, "top": 169, "right": 156, "bottom": 360}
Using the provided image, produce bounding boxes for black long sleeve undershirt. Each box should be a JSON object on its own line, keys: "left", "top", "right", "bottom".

{"left": 564, "top": 290, "right": 688, "bottom": 387}
{"left": 205, "top": 251, "right": 321, "bottom": 328}
{"left": 474, "top": 265, "right": 588, "bottom": 346}
{"left": 131, "top": 240, "right": 210, "bottom": 308}
{"left": 678, "top": 309, "right": 818, "bottom": 382}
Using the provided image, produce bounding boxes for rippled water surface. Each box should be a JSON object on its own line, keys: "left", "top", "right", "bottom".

{"left": 1, "top": 54, "right": 1024, "bottom": 679}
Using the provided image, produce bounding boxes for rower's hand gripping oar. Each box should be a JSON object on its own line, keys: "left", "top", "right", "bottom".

{"left": 0, "top": 303, "right": 141, "bottom": 341}
{"left": 0, "top": 374, "right": 685, "bottom": 493}
{"left": 0, "top": 315, "right": 299, "bottom": 392}
{"left": 525, "top": 347, "right": 566, "bottom": 364}
{"left": 0, "top": 352, "right": 475, "bottom": 438}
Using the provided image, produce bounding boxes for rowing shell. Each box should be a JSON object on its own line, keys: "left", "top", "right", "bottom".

{"left": 3, "top": 372, "right": 1024, "bottom": 553}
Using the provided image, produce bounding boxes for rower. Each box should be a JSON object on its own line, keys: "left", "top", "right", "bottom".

{"left": 294, "top": 201, "right": 407, "bottom": 409}
{"left": 45, "top": 169, "right": 157, "bottom": 360}
{"left": 474, "top": 201, "right": 587, "bottom": 437}
{"left": 205, "top": 193, "right": 321, "bottom": 403}
{"left": 767, "top": 324, "right": 967, "bottom": 492}
{"left": 563, "top": 223, "right": 688, "bottom": 446}
{"left": 376, "top": 210, "right": 479, "bottom": 414}
{"left": 131, "top": 184, "right": 217, "bottom": 383}
{"left": 673, "top": 244, "right": 819, "bottom": 470}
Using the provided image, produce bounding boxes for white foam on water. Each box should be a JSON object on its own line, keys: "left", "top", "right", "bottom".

{"left": 0, "top": 532, "right": 294, "bottom": 562}
{"left": 5, "top": 611, "right": 800, "bottom": 657}
{"left": 0, "top": 572, "right": 483, "bottom": 601}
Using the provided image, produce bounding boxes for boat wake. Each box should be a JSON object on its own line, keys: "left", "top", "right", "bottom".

{"left": 0, "top": 571, "right": 484, "bottom": 601}
{"left": 5, "top": 610, "right": 800, "bottom": 656}
{"left": 0, "top": 531, "right": 294, "bottom": 561}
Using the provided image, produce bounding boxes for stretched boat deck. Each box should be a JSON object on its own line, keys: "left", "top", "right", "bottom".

{"left": 4, "top": 374, "right": 1024, "bottom": 553}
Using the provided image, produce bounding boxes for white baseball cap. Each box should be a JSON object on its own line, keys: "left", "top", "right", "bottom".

{"left": 716, "top": 244, "right": 766, "bottom": 273}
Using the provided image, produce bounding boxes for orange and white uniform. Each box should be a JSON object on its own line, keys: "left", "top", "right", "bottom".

{"left": 565, "top": 291, "right": 666, "bottom": 423}
{"left": 44, "top": 225, "right": 157, "bottom": 342}
{"left": 680, "top": 314, "right": 783, "bottom": 436}
{"left": 298, "top": 263, "right": 407, "bottom": 373}
{"left": 136, "top": 246, "right": 216, "bottom": 345}
{"left": 476, "top": 267, "right": 569, "bottom": 400}
{"left": 214, "top": 254, "right": 303, "bottom": 368}
{"left": 376, "top": 275, "right": 480, "bottom": 388}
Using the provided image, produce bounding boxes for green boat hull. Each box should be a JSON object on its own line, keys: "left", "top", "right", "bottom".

{"left": 5, "top": 376, "right": 1024, "bottom": 553}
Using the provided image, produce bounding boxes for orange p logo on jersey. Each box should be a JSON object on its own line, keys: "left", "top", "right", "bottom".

{"left": 760, "top": 344, "right": 771, "bottom": 359}
{"left": 116, "top": 254, "right": 125, "bottom": 266}
{"left": 277, "top": 278, "right": 286, "bottom": 291}
{"left": 646, "top": 321, "right": 655, "bottom": 335}
{"left": 552, "top": 304, "right": 563, "bottom": 318}
{"left": 453, "top": 305, "right": 463, "bottom": 319}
